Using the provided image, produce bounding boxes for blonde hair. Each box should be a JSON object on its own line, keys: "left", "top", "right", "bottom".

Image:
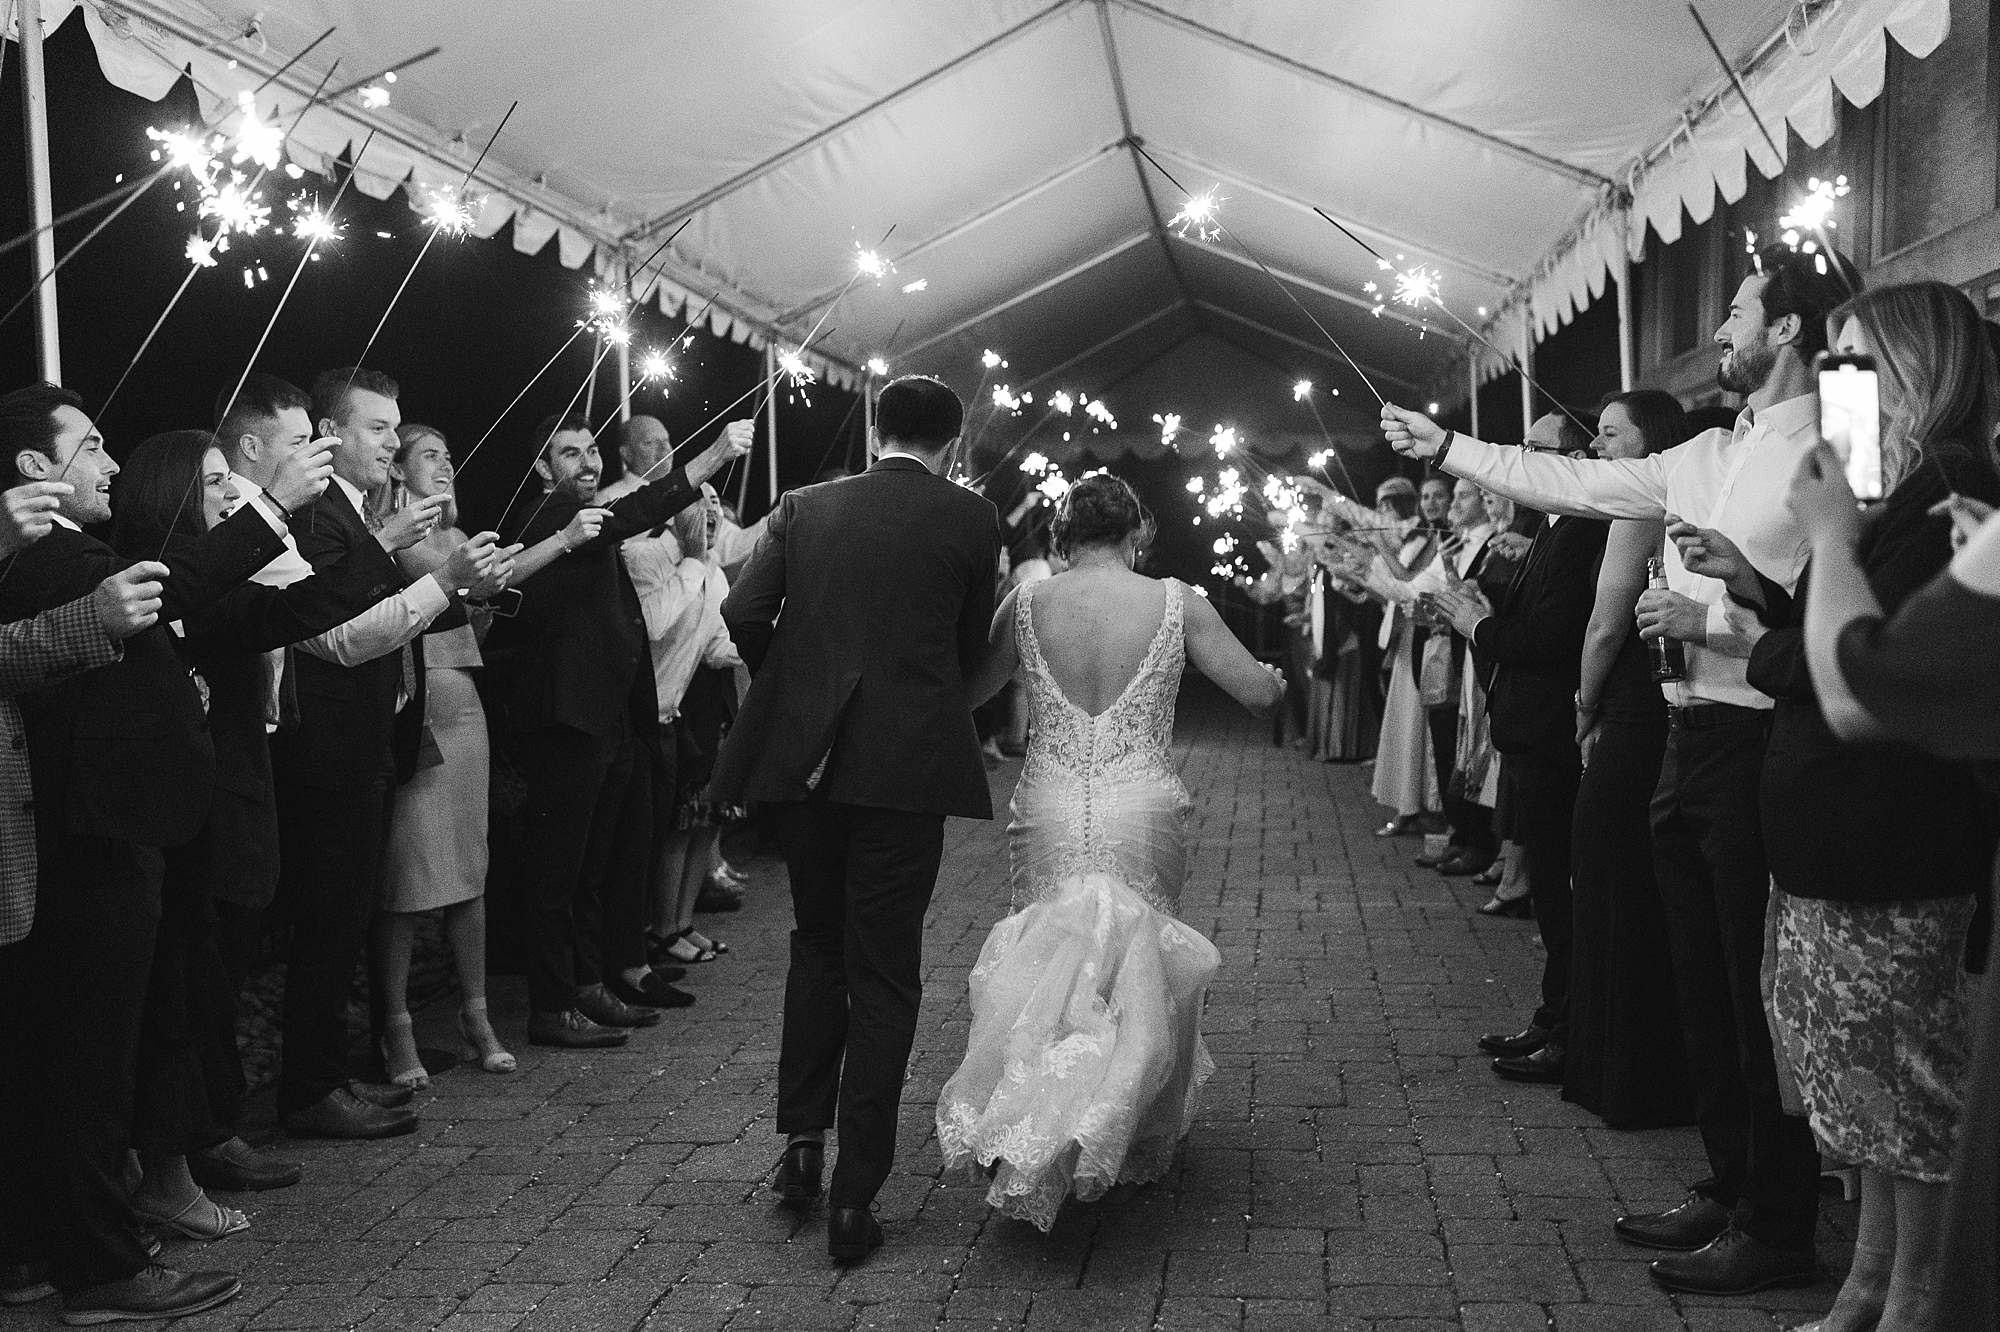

{"left": 370, "top": 423, "right": 456, "bottom": 530}
{"left": 1831, "top": 282, "right": 1999, "bottom": 489}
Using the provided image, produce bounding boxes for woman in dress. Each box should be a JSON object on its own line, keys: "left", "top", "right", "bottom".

{"left": 1679, "top": 282, "right": 2000, "bottom": 1332}
{"left": 1468, "top": 489, "right": 1531, "bottom": 909}
{"left": 939, "top": 475, "right": 1285, "bottom": 1231}
{"left": 371, "top": 424, "right": 603, "bottom": 1087}
{"left": 1366, "top": 478, "right": 1443, "bottom": 834}
{"left": 1562, "top": 389, "right": 1695, "bottom": 1128}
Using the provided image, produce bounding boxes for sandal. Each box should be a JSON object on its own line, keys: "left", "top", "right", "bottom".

{"left": 659, "top": 929, "right": 718, "bottom": 965}
{"left": 684, "top": 928, "right": 728, "bottom": 956}
{"left": 135, "top": 1192, "right": 249, "bottom": 1242}
{"left": 379, "top": 1012, "right": 430, "bottom": 1091}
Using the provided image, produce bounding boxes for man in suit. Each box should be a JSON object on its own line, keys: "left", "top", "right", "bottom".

{"left": 1432, "top": 452, "right": 1608, "bottom": 1085}
{"left": 269, "top": 368, "right": 500, "bottom": 1142}
{"left": 482, "top": 413, "right": 751, "bottom": 1049}
{"left": 0, "top": 383, "right": 329, "bottom": 1324}
{"left": 713, "top": 375, "right": 1000, "bottom": 1263}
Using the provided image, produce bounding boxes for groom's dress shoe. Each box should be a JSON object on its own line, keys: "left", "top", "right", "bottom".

{"left": 1493, "top": 1044, "right": 1565, "bottom": 1083}
{"left": 772, "top": 1142, "right": 823, "bottom": 1205}
{"left": 190, "top": 1137, "right": 302, "bottom": 1192}
{"left": 1477, "top": 1024, "right": 1549, "bottom": 1058}
{"left": 827, "top": 1207, "right": 882, "bottom": 1264}
{"left": 1615, "top": 1192, "right": 1732, "bottom": 1251}
{"left": 349, "top": 1080, "right": 414, "bottom": 1110}
{"left": 1647, "top": 1225, "right": 1817, "bottom": 1295}
{"left": 283, "top": 1087, "right": 417, "bottom": 1140}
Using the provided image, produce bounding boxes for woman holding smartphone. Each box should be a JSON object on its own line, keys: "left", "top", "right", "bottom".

{"left": 1672, "top": 281, "right": 2000, "bottom": 1332}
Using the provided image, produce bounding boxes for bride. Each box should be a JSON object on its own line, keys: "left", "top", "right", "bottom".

{"left": 940, "top": 473, "right": 1285, "bottom": 1230}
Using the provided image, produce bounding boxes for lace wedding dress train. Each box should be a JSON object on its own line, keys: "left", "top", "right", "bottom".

{"left": 937, "top": 578, "right": 1218, "bottom": 1232}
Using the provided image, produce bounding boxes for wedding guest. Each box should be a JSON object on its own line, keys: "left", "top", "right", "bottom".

{"left": 1682, "top": 281, "right": 2000, "bottom": 1332}
{"left": 1798, "top": 473, "right": 2000, "bottom": 1332}
{"left": 271, "top": 369, "right": 500, "bottom": 1140}
{"left": 1468, "top": 488, "right": 1530, "bottom": 912}
{"left": 1368, "top": 477, "right": 1441, "bottom": 835}
{"left": 1305, "top": 510, "right": 1382, "bottom": 762}
{"left": 0, "top": 383, "right": 305, "bottom": 1324}
{"left": 1565, "top": 389, "right": 1696, "bottom": 1129}
{"left": 482, "top": 415, "right": 750, "bottom": 1048}
{"left": 109, "top": 431, "right": 392, "bottom": 1236}
{"left": 1427, "top": 460, "right": 1608, "bottom": 1086}
{"left": 1383, "top": 243, "right": 1854, "bottom": 1296}
{"left": 369, "top": 423, "right": 592, "bottom": 1088}
{"left": 624, "top": 484, "right": 742, "bottom": 980}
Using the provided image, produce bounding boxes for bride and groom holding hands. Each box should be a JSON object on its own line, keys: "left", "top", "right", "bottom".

{"left": 710, "top": 374, "right": 1286, "bottom": 1260}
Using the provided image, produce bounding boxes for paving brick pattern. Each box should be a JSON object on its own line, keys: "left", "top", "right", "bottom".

{"left": 3, "top": 684, "right": 1855, "bottom": 1331}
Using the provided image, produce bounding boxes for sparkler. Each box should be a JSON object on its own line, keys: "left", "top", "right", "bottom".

{"left": 866, "top": 356, "right": 889, "bottom": 376}
{"left": 777, "top": 346, "right": 817, "bottom": 387}
{"left": 1210, "top": 425, "right": 1239, "bottom": 459}
{"left": 1049, "top": 390, "right": 1074, "bottom": 416}
{"left": 1393, "top": 265, "right": 1441, "bottom": 309}
{"left": 290, "top": 197, "right": 342, "bottom": 243}
{"left": 901, "top": 279, "right": 928, "bottom": 294}
{"left": 854, "top": 245, "right": 892, "bottom": 280}
{"left": 1082, "top": 399, "right": 1116, "bottom": 429}
{"left": 228, "top": 91, "right": 284, "bottom": 170}
{"left": 1154, "top": 412, "right": 1183, "bottom": 449}
{"left": 0, "top": 162, "right": 178, "bottom": 330}
{"left": 982, "top": 349, "right": 1005, "bottom": 370}
{"left": 991, "top": 385, "right": 1023, "bottom": 414}
{"left": 1168, "top": 187, "right": 1224, "bottom": 241}
{"left": 1292, "top": 379, "right": 1313, "bottom": 402}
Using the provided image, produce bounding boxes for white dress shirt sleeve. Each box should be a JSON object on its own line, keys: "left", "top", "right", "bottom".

{"left": 296, "top": 573, "right": 453, "bottom": 667}
{"left": 712, "top": 515, "right": 767, "bottom": 568}
{"left": 1444, "top": 435, "right": 1672, "bottom": 520}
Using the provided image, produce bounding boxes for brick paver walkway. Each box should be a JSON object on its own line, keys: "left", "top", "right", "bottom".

{"left": 4, "top": 683, "right": 1855, "bottom": 1331}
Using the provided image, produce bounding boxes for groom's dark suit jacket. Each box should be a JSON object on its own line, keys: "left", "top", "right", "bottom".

{"left": 711, "top": 455, "right": 1001, "bottom": 820}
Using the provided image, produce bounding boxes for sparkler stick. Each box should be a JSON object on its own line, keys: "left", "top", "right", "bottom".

{"left": 320, "top": 47, "right": 442, "bottom": 104}
{"left": 348, "top": 101, "right": 518, "bottom": 375}
{"left": 0, "top": 168, "right": 171, "bottom": 329}
{"left": 98, "top": 61, "right": 347, "bottom": 425}
{"left": 1686, "top": 4, "right": 1786, "bottom": 172}
{"left": 0, "top": 165, "right": 169, "bottom": 260}
{"left": 1296, "top": 387, "right": 1364, "bottom": 501}
{"left": 1130, "top": 143, "right": 1389, "bottom": 409}
{"left": 252, "top": 24, "right": 336, "bottom": 93}
{"left": 454, "top": 324, "right": 594, "bottom": 473}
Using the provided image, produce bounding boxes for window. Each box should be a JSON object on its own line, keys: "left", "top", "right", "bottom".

{"left": 1880, "top": 0, "right": 1995, "bottom": 254}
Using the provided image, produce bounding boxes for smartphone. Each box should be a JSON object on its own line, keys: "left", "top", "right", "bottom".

{"left": 1817, "top": 353, "right": 1882, "bottom": 501}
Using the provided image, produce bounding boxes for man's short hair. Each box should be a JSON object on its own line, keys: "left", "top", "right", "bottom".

{"left": 1, "top": 382, "right": 83, "bottom": 485}
{"left": 875, "top": 375, "right": 963, "bottom": 452}
{"left": 216, "top": 372, "right": 310, "bottom": 449}
{"left": 530, "top": 412, "right": 592, "bottom": 465}
{"left": 311, "top": 367, "right": 399, "bottom": 427}
{"left": 1753, "top": 243, "right": 1861, "bottom": 364}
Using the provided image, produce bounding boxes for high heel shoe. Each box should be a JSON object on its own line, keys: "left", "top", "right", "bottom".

{"left": 458, "top": 1001, "right": 516, "bottom": 1074}
{"left": 132, "top": 1191, "right": 249, "bottom": 1242}
{"left": 1470, "top": 862, "right": 1504, "bottom": 888}
{"left": 380, "top": 1013, "right": 429, "bottom": 1091}
{"left": 1477, "top": 888, "right": 1533, "bottom": 918}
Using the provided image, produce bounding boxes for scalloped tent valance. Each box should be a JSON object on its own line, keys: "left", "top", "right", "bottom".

{"left": 20, "top": 0, "right": 1951, "bottom": 428}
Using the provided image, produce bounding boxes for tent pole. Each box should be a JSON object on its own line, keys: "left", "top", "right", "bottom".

{"left": 1466, "top": 356, "right": 1480, "bottom": 439}
{"left": 17, "top": 0, "right": 61, "bottom": 383}
{"left": 615, "top": 261, "right": 633, "bottom": 422}
{"left": 1518, "top": 320, "right": 1534, "bottom": 440}
{"left": 862, "top": 371, "right": 875, "bottom": 467}
{"left": 764, "top": 342, "right": 778, "bottom": 511}
{"left": 1615, "top": 236, "right": 1636, "bottom": 392}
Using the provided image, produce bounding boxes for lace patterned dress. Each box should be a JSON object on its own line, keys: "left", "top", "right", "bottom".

{"left": 936, "top": 577, "right": 1220, "bottom": 1231}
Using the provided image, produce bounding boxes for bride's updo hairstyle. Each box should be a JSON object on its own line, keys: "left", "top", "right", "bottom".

{"left": 1051, "top": 472, "right": 1155, "bottom": 561}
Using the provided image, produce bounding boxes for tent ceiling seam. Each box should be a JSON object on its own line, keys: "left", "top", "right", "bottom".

{"left": 1018, "top": 298, "right": 1189, "bottom": 389}
{"left": 1174, "top": 234, "right": 1463, "bottom": 343}
{"left": 897, "top": 228, "right": 1158, "bottom": 359}
{"left": 1110, "top": 0, "right": 1614, "bottom": 188}
{"left": 624, "top": 0, "right": 1081, "bottom": 243}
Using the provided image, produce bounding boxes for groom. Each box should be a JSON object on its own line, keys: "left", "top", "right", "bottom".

{"left": 712, "top": 375, "right": 1001, "bottom": 1262}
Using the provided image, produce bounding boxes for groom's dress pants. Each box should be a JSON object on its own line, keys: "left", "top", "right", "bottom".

{"left": 774, "top": 787, "right": 946, "bottom": 1209}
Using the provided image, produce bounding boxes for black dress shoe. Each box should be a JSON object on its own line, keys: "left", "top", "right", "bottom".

{"left": 284, "top": 1087, "right": 419, "bottom": 1140}
{"left": 528, "top": 1008, "right": 629, "bottom": 1049}
{"left": 606, "top": 972, "right": 695, "bottom": 1010}
{"left": 1614, "top": 1191, "right": 1733, "bottom": 1251}
{"left": 349, "top": 1080, "right": 414, "bottom": 1109}
{"left": 576, "top": 983, "right": 663, "bottom": 1028}
{"left": 1438, "top": 849, "right": 1497, "bottom": 877}
{"left": 1477, "top": 1024, "right": 1549, "bottom": 1057}
{"left": 771, "top": 1141, "right": 823, "bottom": 1205}
{"left": 1493, "top": 1044, "right": 1565, "bottom": 1083}
{"left": 1414, "top": 847, "right": 1449, "bottom": 869}
{"left": 827, "top": 1207, "right": 883, "bottom": 1264}
{"left": 189, "top": 1137, "right": 302, "bottom": 1192}
{"left": 695, "top": 881, "right": 744, "bottom": 912}
{"left": 0, "top": 1263, "right": 53, "bottom": 1306}
{"left": 60, "top": 1265, "right": 240, "bottom": 1325}
{"left": 1648, "top": 1224, "right": 1817, "bottom": 1295}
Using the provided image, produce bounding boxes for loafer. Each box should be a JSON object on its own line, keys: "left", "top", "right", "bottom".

{"left": 528, "top": 1008, "right": 629, "bottom": 1049}
{"left": 0, "top": 1263, "right": 54, "bottom": 1306}
{"left": 189, "top": 1137, "right": 302, "bottom": 1193}
{"left": 772, "top": 1141, "right": 823, "bottom": 1205}
{"left": 606, "top": 972, "right": 695, "bottom": 1010}
{"left": 827, "top": 1206, "right": 883, "bottom": 1264}
{"left": 1614, "top": 1191, "right": 1733, "bottom": 1251}
{"left": 1414, "top": 847, "right": 1449, "bottom": 869}
{"left": 1477, "top": 1024, "right": 1550, "bottom": 1058}
{"left": 1648, "top": 1224, "right": 1817, "bottom": 1295}
{"left": 1493, "top": 1043, "right": 1565, "bottom": 1083}
{"left": 59, "top": 1264, "right": 240, "bottom": 1325}
{"left": 576, "top": 983, "right": 662, "bottom": 1028}
{"left": 283, "top": 1087, "right": 418, "bottom": 1140}
{"left": 1438, "top": 850, "right": 1497, "bottom": 877}
{"left": 348, "top": 1080, "right": 414, "bottom": 1110}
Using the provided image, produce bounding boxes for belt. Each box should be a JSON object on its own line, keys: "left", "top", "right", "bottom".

{"left": 1667, "top": 701, "right": 1769, "bottom": 729}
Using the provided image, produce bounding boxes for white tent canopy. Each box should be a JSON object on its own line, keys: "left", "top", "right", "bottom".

{"left": 31, "top": 0, "right": 1953, "bottom": 438}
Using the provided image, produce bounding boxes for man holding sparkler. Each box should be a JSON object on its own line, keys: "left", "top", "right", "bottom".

{"left": 1381, "top": 244, "right": 1855, "bottom": 1298}
{"left": 482, "top": 414, "right": 753, "bottom": 1051}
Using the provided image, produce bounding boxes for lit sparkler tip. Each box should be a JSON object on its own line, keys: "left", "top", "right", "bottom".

{"left": 1306, "top": 450, "right": 1331, "bottom": 469}
{"left": 865, "top": 356, "right": 889, "bottom": 376}
{"left": 1185, "top": 476, "right": 1204, "bottom": 494}
{"left": 1049, "top": 390, "right": 1074, "bottom": 416}
{"left": 601, "top": 323, "right": 632, "bottom": 348}
{"left": 853, "top": 246, "right": 892, "bottom": 279}
{"left": 1020, "top": 452, "right": 1051, "bottom": 475}
{"left": 588, "top": 287, "right": 627, "bottom": 319}
{"left": 980, "top": 348, "right": 1003, "bottom": 369}
{"left": 1153, "top": 412, "right": 1183, "bottom": 447}
{"left": 200, "top": 172, "right": 271, "bottom": 238}
{"left": 1393, "top": 265, "right": 1440, "bottom": 309}
{"left": 778, "top": 347, "right": 816, "bottom": 386}
{"left": 1292, "top": 379, "right": 1313, "bottom": 401}
{"left": 290, "top": 206, "right": 341, "bottom": 244}
{"left": 991, "top": 385, "right": 1022, "bottom": 414}
{"left": 229, "top": 92, "right": 284, "bottom": 172}
{"left": 358, "top": 84, "right": 391, "bottom": 110}
{"left": 422, "top": 188, "right": 478, "bottom": 237}
{"left": 1209, "top": 424, "right": 1239, "bottom": 459}
{"left": 184, "top": 233, "right": 218, "bottom": 268}
{"left": 1083, "top": 399, "right": 1116, "bottom": 430}
{"left": 147, "top": 125, "right": 218, "bottom": 178}
{"left": 639, "top": 348, "right": 675, "bottom": 382}
{"left": 900, "top": 278, "right": 927, "bottom": 294}
{"left": 1168, "top": 187, "right": 1225, "bottom": 241}
{"left": 1777, "top": 176, "right": 1851, "bottom": 238}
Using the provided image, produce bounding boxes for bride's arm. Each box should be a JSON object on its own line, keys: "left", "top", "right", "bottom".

{"left": 1184, "top": 589, "right": 1285, "bottom": 717}
{"left": 965, "top": 587, "right": 1022, "bottom": 707}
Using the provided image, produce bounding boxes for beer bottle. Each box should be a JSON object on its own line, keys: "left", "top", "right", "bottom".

{"left": 1648, "top": 556, "right": 1686, "bottom": 683}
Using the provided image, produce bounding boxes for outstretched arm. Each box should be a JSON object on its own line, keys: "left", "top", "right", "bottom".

{"left": 1184, "top": 589, "right": 1285, "bottom": 717}
{"left": 966, "top": 587, "right": 1022, "bottom": 707}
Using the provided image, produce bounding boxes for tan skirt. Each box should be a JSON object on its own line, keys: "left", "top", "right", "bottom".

{"left": 380, "top": 666, "right": 490, "bottom": 914}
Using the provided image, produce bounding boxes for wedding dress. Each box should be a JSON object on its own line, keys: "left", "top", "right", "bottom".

{"left": 936, "top": 577, "right": 1219, "bottom": 1231}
